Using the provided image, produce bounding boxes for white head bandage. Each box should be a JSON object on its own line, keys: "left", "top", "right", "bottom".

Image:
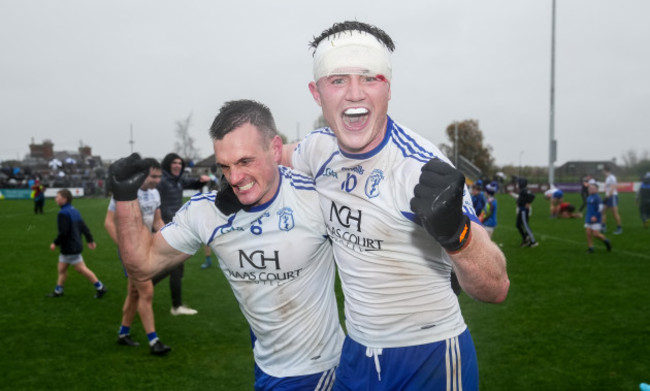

{"left": 313, "top": 30, "right": 392, "bottom": 82}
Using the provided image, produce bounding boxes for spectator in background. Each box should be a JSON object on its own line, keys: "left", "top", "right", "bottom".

{"left": 31, "top": 179, "right": 46, "bottom": 214}
{"left": 47, "top": 189, "right": 106, "bottom": 298}
{"left": 544, "top": 187, "right": 563, "bottom": 218}
{"left": 479, "top": 181, "right": 498, "bottom": 238}
{"left": 512, "top": 177, "right": 538, "bottom": 247}
{"left": 556, "top": 202, "right": 582, "bottom": 219}
{"left": 105, "top": 158, "right": 171, "bottom": 356}
{"left": 637, "top": 172, "right": 650, "bottom": 229}
{"left": 471, "top": 181, "right": 487, "bottom": 217}
{"left": 601, "top": 165, "right": 622, "bottom": 234}
{"left": 156, "top": 153, "right": 210, "bottom": 315}
{"left": 584, "top": 179, "right": 612, "bottom": 253}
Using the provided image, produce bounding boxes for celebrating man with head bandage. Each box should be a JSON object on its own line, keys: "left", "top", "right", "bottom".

{"left": 282, "top": 21, "right": 510, "bottom": 390}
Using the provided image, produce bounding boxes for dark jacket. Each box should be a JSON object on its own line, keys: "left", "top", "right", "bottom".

{"left": 54, "top": 203, "right": 94, "bottom": 255}
{"left": 157, "top": 153, "right": 203, "bottom": 224}
{"left": 517, "top": 188, "right": 536, "bottom": 211}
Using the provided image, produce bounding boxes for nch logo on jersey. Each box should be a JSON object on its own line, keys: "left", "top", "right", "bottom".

{"left": 330, "top": 202, "right": 362, "bottom": 232}
{"left": 239, "top": 250, "right": 280, "bottom": 270}
{"left": 327, "top": 200, "right": 384, "bottom": 253}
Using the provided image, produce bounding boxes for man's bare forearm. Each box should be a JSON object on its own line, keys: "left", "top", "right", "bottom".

{"left": 115, "top": 200, "right": 156, "bottom": 280}
{"left": 450, "top": 222, "right": 510, "bottom": 303}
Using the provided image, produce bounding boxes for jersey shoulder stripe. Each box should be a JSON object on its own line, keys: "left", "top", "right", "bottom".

{"left": 389, "top": 119, "right": 436, "bottom": 163}
{"left": 190, "top": 192, "right": 216, "bottom": 202}
{"left": 279, "top": 166, "right": 317, "bottom": 191}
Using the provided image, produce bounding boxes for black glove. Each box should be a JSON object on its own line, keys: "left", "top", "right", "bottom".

{"left": 410, "top": 158, "right": 471, "bottom": 252}
{"left": 214, "top": 176, "right": 245, "bottom": 215}
{"left": 107, "top": 153, "right": 149, "bottom": 201}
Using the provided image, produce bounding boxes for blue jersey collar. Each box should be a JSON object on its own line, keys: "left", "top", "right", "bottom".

{"left": 338, "top": 115, "right": 393, "bottom": 160}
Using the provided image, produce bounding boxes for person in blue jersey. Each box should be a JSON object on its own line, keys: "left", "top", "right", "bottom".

{"left": 108, "top": 100, "right": 343, "bottom": 391}
{"left": 471, "top": 182, "right": 487, "bottom": 217}
{"left": 479, "top": 181, "right": 498, "bottom": 238}
{"left": 584, "top": 179, "right": 612, "bottom": 253}
{"left": 637, "top": 172, "right": 650, "bottom": 228}
{"left": 281, "top": 21, "right": 509, "bottom": 391}
{"left": 47, "top": 189, "right": 106, "bottom": 298}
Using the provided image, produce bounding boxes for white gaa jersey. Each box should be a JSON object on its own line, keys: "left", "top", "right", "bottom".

{"left": 161, "top": 166, "right": 344, "bottom": 378}
{"left": 292, "top": 116, "right": 479, "bottom": 349}
{"left": 605, "top": 173, "right": 618, "bottom": 197}
{"left": 108, "top": 188, "right": 161, "bottom": 231}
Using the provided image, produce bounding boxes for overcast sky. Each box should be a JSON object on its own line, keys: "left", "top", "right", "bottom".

{"left": 1, "top": 0, "right": 648, "bottom": 168}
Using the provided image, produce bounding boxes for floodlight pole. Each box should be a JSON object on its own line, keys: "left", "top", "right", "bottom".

{"left": 129, "top": 124, "right": 134, "bottom": 154}
{"left": 548, "top": 0, "right": 557, "bottom": 185}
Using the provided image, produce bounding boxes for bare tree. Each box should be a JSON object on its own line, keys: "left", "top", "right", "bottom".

{"left": 439, "top": 119, "right": 495, "bottom": 175}
{"left": 173, "top": 113, "right": 200, "bottom": 162}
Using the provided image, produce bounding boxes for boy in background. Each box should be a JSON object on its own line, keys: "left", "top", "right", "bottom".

{"left": 47, "top": 189, "right": 106, "bottom": 298}
{"left": 584, "top": 179, "right": 612, "bottom": 253}
{"left": 480, "top": 181, "right": 498, "bottom": 238}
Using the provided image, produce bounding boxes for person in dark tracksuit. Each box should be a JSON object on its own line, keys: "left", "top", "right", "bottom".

{"left": 155, "top": 153, "right": 209, "bottom": 316}
{"left": 514, "top": 178, "right": 538, "bottom": 248}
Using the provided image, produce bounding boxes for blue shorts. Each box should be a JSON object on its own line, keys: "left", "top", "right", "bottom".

{"left": 253, "top": 364, "right": 336, "bottom": 391}
{"left": 333, "top": 328, "right": 478, "bottom": 391}
{"left": 604, "top": 195, "right": 619, "bottom": 207}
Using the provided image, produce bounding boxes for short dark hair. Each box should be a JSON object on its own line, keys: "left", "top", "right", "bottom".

{"left": 58, "top": 189, "right": 72, "bottom": 203}
{"left": 309, "top": 20, "right": 396, "bottom": 55}
{"left": 143, "top": 158, "right": 161, "bottom": 170}
{"left": 209, "top": 100, "right": 278, "bottom": 146}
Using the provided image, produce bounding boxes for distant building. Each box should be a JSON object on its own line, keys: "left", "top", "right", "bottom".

{"left": 29, "top": 139, "right": 54, "bottom": 160}
{"left": 556, "top": 160, "right": 620, "bottom": 178}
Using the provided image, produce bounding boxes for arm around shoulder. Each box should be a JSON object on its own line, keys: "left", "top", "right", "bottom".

{"left": 281, "top": 142, "right": 298, "bottom": 168}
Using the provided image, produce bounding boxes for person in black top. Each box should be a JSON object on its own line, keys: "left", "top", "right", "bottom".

{"left": 154, "top": 153, "right": 209, "bottom": 315}
{"left": 512, "top": 178, "right": 538, "bottom": 248}
{"left": 47, "top": 189, "right": 106, "bottom": 298}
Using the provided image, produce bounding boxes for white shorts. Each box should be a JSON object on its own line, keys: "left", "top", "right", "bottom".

{"left": 584, "top": 223, "right": 602, "bottom": 231}
{"left": 58, "top": 254, "right": 84, "bottom": 265}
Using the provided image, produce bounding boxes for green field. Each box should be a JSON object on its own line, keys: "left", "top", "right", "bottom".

{"left": 1, "top": 192, "right": 648, "bottom": 390}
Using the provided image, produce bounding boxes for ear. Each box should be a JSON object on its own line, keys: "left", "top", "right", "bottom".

{"left": 308, "top": 81, "right": 322, "bottom": 107}
{"left": 271, "top": 135, "right": 283, "bottom": 164}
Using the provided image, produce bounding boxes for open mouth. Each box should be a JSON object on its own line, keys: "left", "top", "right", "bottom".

{"left": 343, "top": 107, "right": 369, "bottom": 127}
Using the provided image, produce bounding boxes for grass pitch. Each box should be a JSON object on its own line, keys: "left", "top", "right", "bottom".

{"left": 0, "top": 192, "right": 648, "bottom": 390}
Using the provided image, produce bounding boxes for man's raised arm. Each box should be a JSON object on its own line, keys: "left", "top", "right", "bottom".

{"left": 109, "top": 154, "right": 190, "bottom": 281}
{"left": 410, "top": 158, "right": 509, "bottom": 303}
